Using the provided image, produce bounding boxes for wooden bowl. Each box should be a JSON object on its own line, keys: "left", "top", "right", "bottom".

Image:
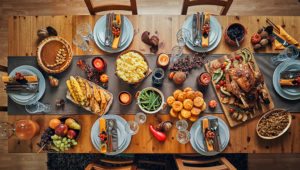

{"left": 256, "top": 108, "right": 292, "bottom": 140}
{"left": 224, "top": 23, "right": 247, "bottom": 46}
{"left": 115, "top": 50, "right": 150, "bottom": 85}
{"left": 37, "top": 36, "right": 73, "bottom": 74}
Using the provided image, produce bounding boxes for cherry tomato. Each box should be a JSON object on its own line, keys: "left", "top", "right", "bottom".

{"left": 230, "top": 58, "right": 234, "bottom": 62}
{"left": 219, "top": 80, "right": 225, "bottom": 86}
{"left": 216, "top": 84, "right": 221, "bottom": 89}
{"left": 221, "top": 64, "right": 225, "bottom": 69}
{"left": 223, "top": 84, "right": 227, "bottom": 87}
{"left": 236, "top": 55, "right": 241, "bottom": 60}
{"left": 229, "top": 108, "right": 234, "bottom": 113}
{"left": 230, "top": 65, "right": 234, "bottom": 68}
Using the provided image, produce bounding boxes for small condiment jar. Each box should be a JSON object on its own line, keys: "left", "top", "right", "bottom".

{"left": 92, "top": 57, "right": 107, "bottom": 73}
{"left": 197, "top": 72, "right": 212, "bottom": 91}
{"left": 118, "top": 91, "right": 132, "bottom": 105}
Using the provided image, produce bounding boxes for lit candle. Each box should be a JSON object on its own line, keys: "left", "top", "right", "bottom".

{"left": 93, "top": 58, "right": 104, "bottom": 69}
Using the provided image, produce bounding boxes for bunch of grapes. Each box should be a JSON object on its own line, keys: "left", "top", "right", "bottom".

{"left": 51, "top": 134, "right": 77, "bottom": 152}
{"left": 37, "top": 128, "right": 55, "bottom": 151}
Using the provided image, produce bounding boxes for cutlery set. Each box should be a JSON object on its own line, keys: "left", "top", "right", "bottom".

{"left": 192, "top": 12, "right": 210, "bottom": 47}
{"left": 104, "top": 13, "right": 124, "bottom": 49}
{"left": 266, "top": 18, "right": 290, "bottom": 47}
{"left": 5, "top": 83, "right": 39, "bottom": 93}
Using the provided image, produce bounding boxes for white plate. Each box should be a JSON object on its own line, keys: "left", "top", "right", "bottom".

{"left": 91, "top": 115, "right": 131, "bottom": 155}
{"left": 190, "top": 116, "right": 230, "bottom": 156}
{"left": 183, "top": 15, "right": 222, "bottom": 52}
{"left": 273, "top": 59, "right": 300, "bottom": 100}
{"left": 93, "top": 15, "right": 134, "bottom": 53}
{"left": 8, "top": 65, "right": 46, "bottom": 105}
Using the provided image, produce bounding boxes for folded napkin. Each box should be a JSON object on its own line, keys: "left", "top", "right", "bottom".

{"left": 105, "top": 119, "right": 118, "bottom": 152}
{"left": 274, "top": 25, "right": 300, "bottom": 50}
{"left": 112, "top": 14, "right": 121, "bottom": 49}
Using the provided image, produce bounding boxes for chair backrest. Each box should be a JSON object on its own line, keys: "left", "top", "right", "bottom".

{"left": 181, "top": 0, "right": 233, "bottom": 15}
{"left": 85, "top": 163, "right": 137, "bottom": 170}
{"left": 85, "top": 157, "right": 137, "bottom": 170}
{"left": 84, "top": 0, "right": 137, "bottom": 15}
{"left": 174, "top": 155, "right": 237, "bottom": 170}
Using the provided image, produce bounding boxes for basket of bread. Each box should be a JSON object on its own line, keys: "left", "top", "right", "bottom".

{"left": 66, "top": 76, "right": 113, "bottom": 116}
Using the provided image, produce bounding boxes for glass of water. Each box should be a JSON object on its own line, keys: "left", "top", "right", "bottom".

{"left": 175, "top": 120, "right": 188, "bottom": 131}
{"left": 177, "top": 28, "right": 190, "bottom": 47}
{"left": 0, "top": 122, "right": 15, "bottom": 140}
{"left": 270, "top": 45, "right": 299, "bottom": 66}
{"left": 125, "top": 121, "right": 139, "bottom": 135}
{"left": 171, "top": 45, "right": 183, "bottom": 65}
{"left": 176, "top": 130, "right": 191, "bottom": 144}
{"left": 73, "top": 34, "right": 93, "bottom": 53}
{"left": 25, "top": 102, "right": 51, "bottom": 114}
{"left": 135, "top": 112, "right": 147, "bottom": 124}
{"left": 76, "top": 23, "right": 93, "bottom": 41}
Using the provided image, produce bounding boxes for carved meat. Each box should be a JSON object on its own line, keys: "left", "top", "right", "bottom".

{"left": 228, "top": 64, "right": 255, "bottom": 92}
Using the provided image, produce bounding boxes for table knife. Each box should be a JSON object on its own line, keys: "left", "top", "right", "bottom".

{"left": 199, "top": 12, "right": 204, "bottom": 46}
{"left": 272, "top": 32, "right": 290, "bottom": 47}
{"left": 209, "top": 118, "right": 221, "bottom": 152}
{"left": 5, "top": 83, "right": 39, "bottom": 93}
{"left": 281, "top": 71, "right": 300, "bottom": 79}
{"left": 104, "top": 13, "right": 111, "bottom": 47}
{"left": 192, "top": 14, "right": 197, "bottom": 46}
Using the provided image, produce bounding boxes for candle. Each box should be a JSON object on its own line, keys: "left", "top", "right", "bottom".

{"left": 93, "top": 58, "right": 104, "bottom": 69}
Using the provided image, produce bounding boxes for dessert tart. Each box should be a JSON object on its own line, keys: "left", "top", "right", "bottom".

{"left": 37, "top": 36, "right": 72, "bottom": 73}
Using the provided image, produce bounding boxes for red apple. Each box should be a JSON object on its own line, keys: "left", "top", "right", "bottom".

{"left": 55, "top": 124, "right": 68, "bottom": 136}
{"left": 67, "top": 129, "right": 76, "bottom": 139}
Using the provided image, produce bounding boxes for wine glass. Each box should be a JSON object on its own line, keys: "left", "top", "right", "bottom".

{"left": 170, "top": 45, "right": 183, "bottom": 65}
{"left": 270, "top": 45, "right": 299, "bottom": 66}
{"left": 25, "top": 101, "right": 51, "bottom": 114}
{"left": 177, "top": 28, "right": 191, "bottom": 47}
{"left": 176, "top": 130, "right": 191, "bottom": 144}
{"left": 135, "top": 112, "right": 147, "bottom": 124}
{"left": 73, "top": 34, "right": 93, "bottom": 53}
{"left": 76, "top": 23, "right": 94, "bottom": 41}
{"left": 175, "top": 120, "right": 188, "bottom": 131}
{"left": 125, "top": 121, "right": 139, "bottom": 135}
{"left": 0, "top": 122, "right": 15, "bottom": 140}
{"left": 0, "top": 120, "right": 40, "bottom": 140}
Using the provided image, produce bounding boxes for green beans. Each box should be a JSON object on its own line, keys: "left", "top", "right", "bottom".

{"left": 137, "top": 89, "right": 162, "bottom": 111}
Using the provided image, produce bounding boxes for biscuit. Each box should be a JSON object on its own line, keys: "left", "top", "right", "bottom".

{"left": 186, "top": 91, "right": 196, "bottom": 100}
{"left": 193, "top": 97, "right": 204, "bottom": 107}
{"left": 183, "top": 99, "right": 193, "bottom": 110}
{"left": 180, "top": 109, "right": 192, "bottom": 119}
{"left": 191, "top": 107, "right": 201, "bottom": 116}
{"left": 177, "top": 92, "right": 187, "bottom": 102}
{"left": 173, "top": 89, "right": 182, "bottom": 100}
{"left": 184, "top": 87, "right": 193, "bottom": 92}
{"left": 170, "top": 108, "right": 178, "bottom": 118}
{"left": 189, "top": 115, "right": 199, "bottom": 122}
{"left": 172, "top": 101, "right": 183, "bottom": 112}
{"left": 194, "top": 91, "right": 203, "bottom": 98}
{"left": 178, "top": 113, "right": 187, "bottom": 120}
{"left": 167, "top": 96, "right": 175, "bottom": 107}
{"left": 200, "top": 102, "right": 207, "bottom": 111}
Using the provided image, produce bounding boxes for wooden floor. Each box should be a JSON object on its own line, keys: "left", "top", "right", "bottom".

{"left": 0, "top": 0, "right": 300, "bottom": 169}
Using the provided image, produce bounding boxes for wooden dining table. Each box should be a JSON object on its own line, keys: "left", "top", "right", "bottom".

{"left": 5, "top": 15, "right": 300, "bottom": 153}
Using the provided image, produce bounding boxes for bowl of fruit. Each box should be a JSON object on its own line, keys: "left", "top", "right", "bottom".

{"left": 37, "top": 116, "right": 81, "bottom": 152}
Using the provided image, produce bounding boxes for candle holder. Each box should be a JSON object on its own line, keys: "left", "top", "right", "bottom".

{"left": 92, "top": 57, "right": 107, "bottom": 73}
{"left": 118, "top": 91, "right": 132, "bottom": 106}
{"left": 197, "top": 72, "right": 211, "bottom": 91}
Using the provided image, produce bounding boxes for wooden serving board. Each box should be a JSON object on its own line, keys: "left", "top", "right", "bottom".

{"left": 66, "top": 76, "right": 114, "bottom": 116}
{"left": 205, "top": 48, "right": 274, "bottom": 127}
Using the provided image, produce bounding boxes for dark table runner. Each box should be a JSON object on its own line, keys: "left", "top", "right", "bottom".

{"left": 7, "top": 53, "right": 300, "bottom": 115}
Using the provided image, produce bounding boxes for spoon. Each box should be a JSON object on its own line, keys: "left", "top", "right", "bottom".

{"left": 108, "top": 120, "right": 115, "bottom": 152}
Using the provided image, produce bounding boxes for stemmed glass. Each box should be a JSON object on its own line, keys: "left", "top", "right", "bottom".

{"left": 176, "top": 130, "right": 191, "bottom": 144}
{"left": 270, "top": 45, "right": 299, "bottom": 66}
{"left": 125, "top": 121, "right": 139, "bottom": 135}
{"left": 170, "top": 46, "right": 183, "bottom": 65}
{"left": 175, "top": 120, "right": 188, "bottom": 131}
{"left": 73, "top": 34, "right": 93, "bottom": 53}
{"left": 76, "top": 23, "right": 94, "bottom": 41}
{"left": 25, "top": 101, "right": 51, "bottom": 114}
{"left": 176, "top": 28, "right": 191, "bottom": 47}
{"left": 135, "top": 112, "right": 147, "bottom": 124}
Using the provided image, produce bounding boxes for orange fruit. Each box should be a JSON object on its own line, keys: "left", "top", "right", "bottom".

{"left": 49, "top": 118, "right": 61, "bottom": 129}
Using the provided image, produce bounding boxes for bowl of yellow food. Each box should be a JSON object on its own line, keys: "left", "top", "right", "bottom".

{"left": 115, "top": 50, "right": 149, "bottom": 85}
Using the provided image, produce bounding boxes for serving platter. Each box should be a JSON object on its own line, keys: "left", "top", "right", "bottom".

{"left": 205, "top": 48, "right": 274, "bottom": 127}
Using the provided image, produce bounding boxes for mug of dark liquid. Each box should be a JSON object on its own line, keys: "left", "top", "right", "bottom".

{"left": 152, "top": 68, "right": 165, "bottom": 86}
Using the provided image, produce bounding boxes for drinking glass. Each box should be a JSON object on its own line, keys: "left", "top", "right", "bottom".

{"left": 177, "top": 28, "right": 191, "bottom": 47}
{"left": 0, "top": 122, "right": 15, "bottom": 140}
{"left": 76, "top": 23, "right": 94, "bottom": 41}
{"left": 73, "top": 34, "right": 93, "bottom": 53}
{"left": 125, "top": 121, "right": 139, "bottom": 135}
{"left": 135, "top": 112, "right": 147, "bottom": 124}
{"left": 176, "top": 130, "right": 191, "bottom": 144}
{"left": 270, "top": 45, "right": 299, "bottom": 66}
{"left": 25, "top": 101, "right": 51, "bottom": 114}
{"left": 171, "top": 45, "right": 183, "bottom": 65}
{"left": 152, "top": 68, "right": 165, "bottom": 86}
{"left": 175, "top": 120, "right": 188, "bottom": 131}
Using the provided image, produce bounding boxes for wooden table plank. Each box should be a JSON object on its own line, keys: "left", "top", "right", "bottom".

{"left": 6, "top": 15, "right": 300, "bottom": 153}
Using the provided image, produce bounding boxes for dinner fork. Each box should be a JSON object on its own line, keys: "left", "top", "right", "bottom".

{"left": 194, "top": 12, "right": 202, "bottom": 47}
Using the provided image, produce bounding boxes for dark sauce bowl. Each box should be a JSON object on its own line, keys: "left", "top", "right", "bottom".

{"left": 224, "top": 23, "right": 246, "bottom": 46}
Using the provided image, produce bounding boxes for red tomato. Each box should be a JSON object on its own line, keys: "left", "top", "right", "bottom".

{"left": 223, "top": 84, "right": 227, "bottom": 87}
{"left": 219, "top": 80, "right": 225, "bottom": 86}
{"left": 229, "top": 108, "right": 234, "bottom": 113}
{"left": 236, "top": 55, "right": 241, "bottom": 60}
{"left": 221, "top": 64, "right": 225, "bottom": 69}
{"left": 230, "top": 58, "right": 234, "bottom": 62}
{"left": 216, "top": 84, "right": 221, "bottom": 89}
{"left": 230, "top": 65, "right": 234, "bottom": 68}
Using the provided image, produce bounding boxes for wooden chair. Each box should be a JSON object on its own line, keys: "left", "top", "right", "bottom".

{"left": 85, "top": 157, "right": 137, "bottom": 170}
{"left": 181, "top": 0, "right": 233, "bottom": 15}
{"left": 84, "top": 0, "right": 137, "bottom": 15}
{"left": 174, "top": 154, "right": 237, "bottom": 170}
{"left": 0, "top": 65, "right": 8, "bottom": 112}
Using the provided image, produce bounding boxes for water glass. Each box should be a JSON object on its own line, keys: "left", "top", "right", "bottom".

{"left": 176, "top": 130, "right": 191, "bottom": 144}
{"left": 0, "top": 122, "right": 15, "bottom": 140}
{"left": 125, "top": 121, "right": 139, "bottom": 135}
{"left": 175, "top": 120, "right": 188, "bottom": 131}
{"left": 152, "top": 68, "right": 165, "bottom": 87}
{"left": 25, "top": 102, "right": 51, "bottom": 114}
{"left": 76, "top": 23, "right": 93, "bottom": 41}
{"left": 177, "top": 28, "right": 190, "bottom": 46}
{"left": 270, "top": 45, "right": 299, "bottom": 66}
{"left": 171, "top": 45, "right": 183, "bottom": 65}
{"left": 73, "top": 34, "right": 93, "bottom": 53}
{"left": 135, "top": 112, "right": 147, "bottom": 124}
